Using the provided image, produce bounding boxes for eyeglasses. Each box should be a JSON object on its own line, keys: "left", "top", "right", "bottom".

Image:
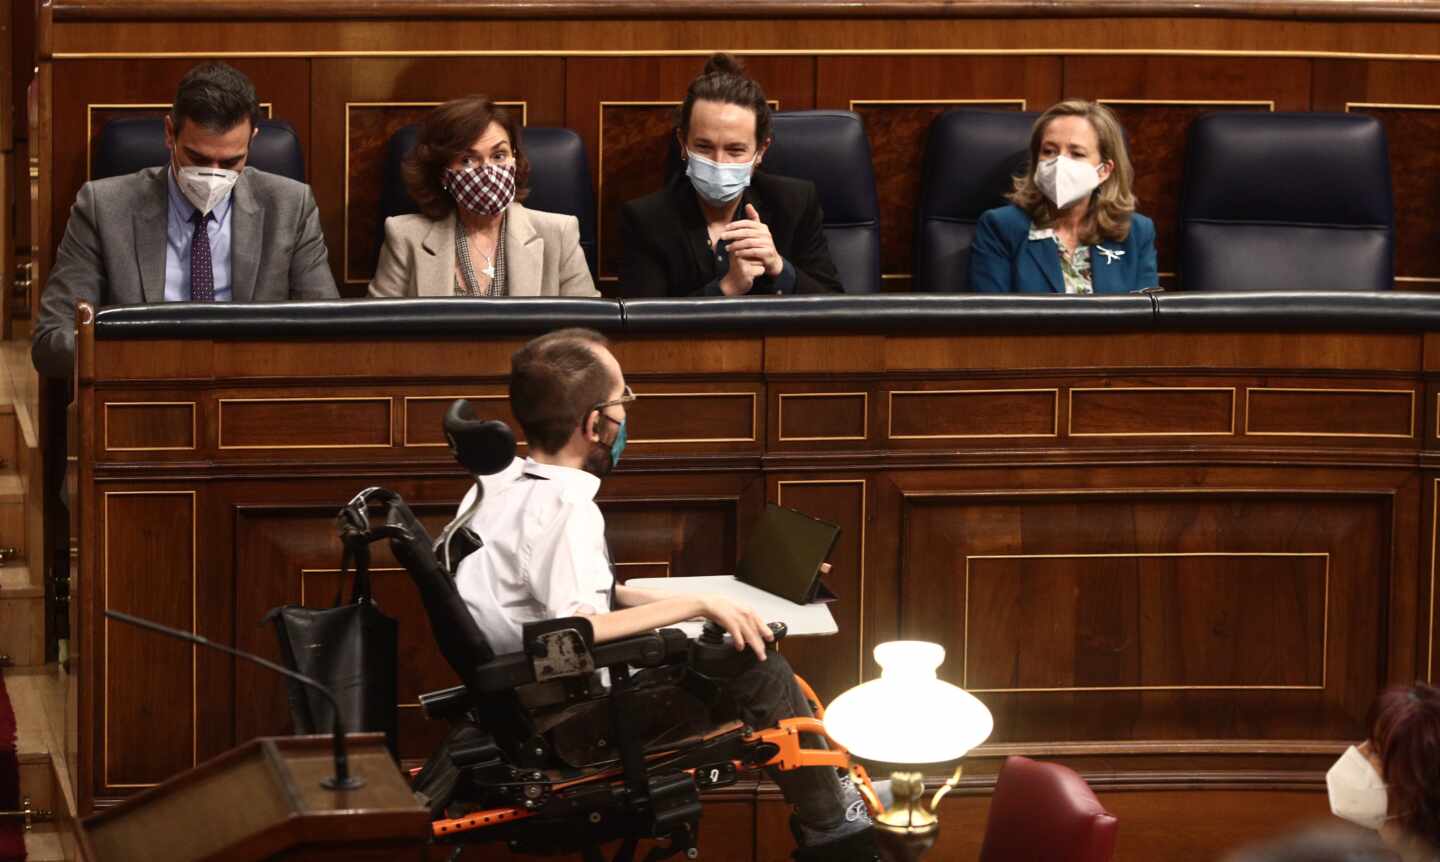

{"left": 592, "top": 385, "right": 636, "bottom": 412}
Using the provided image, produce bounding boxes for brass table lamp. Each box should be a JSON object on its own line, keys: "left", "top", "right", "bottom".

{"left": 824, "top": 641, "right": 994, "bottom": 862}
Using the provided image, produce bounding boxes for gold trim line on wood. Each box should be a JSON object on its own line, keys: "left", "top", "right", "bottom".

{"left": 777, "top": 392, "right": 869, "bottom": 443}
{"left": 887, "top": 388, "right": 1059, "bottom": 440}
{"left": 627, "top": 391, "right": 759, "bottom": 444}
{"left": 101, "top": 400, "right": 198, "bottom": 452}
{"left": 342, "top": 100, "right": 527, "bottom": 284}
{"left": 1432, "top": 477, "right": 1439, "bottom": 683}
{"left": 85, "top": 102, "right": 274, "bottom": 181}
{"left": 1346, "top": 102, "right": 1440, "bottom": 111}
{"left": 401, "top": 394, "right": 509, "bottom": 448}
{"left": 1097, "top": 98, "right": 1276, "bottom": 110}
{"left": 103, "top": 490, "right": 199, "bottom": 791}
{"left": 612, "top": 561, "right": 673, "bottom": 578}
{"left": 217, "top": 395, "right": 395, "bottom": 450}
{"left": 848, "top": 98, "right": 1027, "bottom": 110}
{"left": 777, "top": 479, "right": 866, "bottom": 684}
{"left": 1396, "top": 276, "right": 1440, "bottom": 283}
{"left": 1066, "top": 386, "right": 1237, "bottom": 438}
{"left": 1243, "top": 386, "right": 1417, "bottom": 439}
{"left": 962, "top": 551, "right": 1330, "bottom": 693}
{"left": 51, "top": 49, "right": 1440, "bottom": 62}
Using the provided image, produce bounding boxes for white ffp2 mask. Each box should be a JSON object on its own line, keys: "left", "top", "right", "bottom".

{"left": 1326, "top": 745, "right": 1390, "bottom": 831}
{"left": 175, "top": 165, "right": 240, "bottom": 216}
{"left": 1035, "top": 155, "right": 1102, "bottom": 210}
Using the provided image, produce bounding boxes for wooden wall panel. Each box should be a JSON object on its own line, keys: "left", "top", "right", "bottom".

{"left": 815, "top": 56, "right": 1062, "bottom": 290}
{"left": 309, "top": 58, "right": 566, "bottom": 293}
{"left": 99, "top": 490, "right": 196, "bottom": 791}
{"left": 1065, "top": 57, "right": 1309, "bottom": 286}
{"left": 1314, "top": 60, "right": 1440, "bottom": 289}
{"left": 564, "top": 56, "right": 815, "bottom": 286}
{"left": 900, "top": 489, "right": 1388, "bottom": 743}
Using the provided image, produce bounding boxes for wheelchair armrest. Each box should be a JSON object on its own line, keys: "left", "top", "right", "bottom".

{"left": 419, "top": 684, "right": 473, "bottom": 720}
{"left": 461, "top": 626, "right": 693, "bottom": 693}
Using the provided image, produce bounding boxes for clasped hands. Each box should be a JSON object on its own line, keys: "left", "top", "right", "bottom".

{"left": 718, "top": 204, "right": 783, "bottom": 296}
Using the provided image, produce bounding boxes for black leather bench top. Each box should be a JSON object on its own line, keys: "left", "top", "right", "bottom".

{"left": 90, "top": 292, "right": 1440, "bottom": 339}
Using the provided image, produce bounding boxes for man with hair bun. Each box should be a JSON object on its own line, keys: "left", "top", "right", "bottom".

{"left": 618, "top": 53, "right": 844, "bottom": 298}
{"left": 33, "top": 61, "right": 337, "bottom": 378}
{"left": 456, "top": 328, "right": 879, "bottom": 860}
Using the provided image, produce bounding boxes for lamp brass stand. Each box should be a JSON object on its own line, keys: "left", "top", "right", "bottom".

{"left": 871, "top": 766, "right": 964, "bottom": 862}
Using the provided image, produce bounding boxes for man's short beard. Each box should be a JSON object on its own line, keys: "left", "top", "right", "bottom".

{"left": 581, "top": 441, "right": 614, "bottom": 478}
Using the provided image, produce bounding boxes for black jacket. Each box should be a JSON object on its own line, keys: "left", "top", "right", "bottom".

{"left": 618, "top": 171, "right": 844, "bottom": 298}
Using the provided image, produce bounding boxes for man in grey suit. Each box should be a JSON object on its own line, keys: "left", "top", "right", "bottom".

{"left": 32, "top": 62, "right": 338, "bottom": 378}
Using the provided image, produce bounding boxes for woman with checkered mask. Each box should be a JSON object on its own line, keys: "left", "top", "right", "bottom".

{"left": 369, "top": 96, "right": 597, "bottom": 298}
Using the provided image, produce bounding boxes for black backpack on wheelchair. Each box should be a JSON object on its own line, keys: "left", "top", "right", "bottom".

{"left": 333, "top": 401, "right": 842, "bottom": 862}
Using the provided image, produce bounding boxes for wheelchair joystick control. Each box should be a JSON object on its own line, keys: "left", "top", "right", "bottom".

{"left": 691, "top": 620, "right": 789, "bottom": 677}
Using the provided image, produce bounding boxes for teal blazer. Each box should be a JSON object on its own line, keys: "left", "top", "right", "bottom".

{"left": 969, "top": 204, "right": 1158, "bottom": 294}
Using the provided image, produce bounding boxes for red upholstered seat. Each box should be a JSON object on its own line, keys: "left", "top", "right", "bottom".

{"left": 978, "top": 755, "right": 1119, "bottom": 862}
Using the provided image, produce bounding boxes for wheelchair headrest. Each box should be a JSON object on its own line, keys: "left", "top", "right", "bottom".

{"left": 444, "top": 400, "right": 518, "bottom": 477}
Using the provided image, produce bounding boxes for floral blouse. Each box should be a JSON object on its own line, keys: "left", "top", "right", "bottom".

{"left": 1027, "top": 226, "right": 1093, "bottom": 295}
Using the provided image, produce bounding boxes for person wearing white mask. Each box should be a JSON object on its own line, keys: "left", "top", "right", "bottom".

{"left": 33, "top": 61, "right": 337, "bottom": 379}
{"left": 1324, "top": 684, "right": 1440, "bottom": 862}
{"left": 618, "top": 53, "right": 843, "bottom": 298}
{"left": 368, "top": 96, "right": 596, "bottom": 299}
{"left": 969, "top": 100, "right": 1157, "bottom": 294}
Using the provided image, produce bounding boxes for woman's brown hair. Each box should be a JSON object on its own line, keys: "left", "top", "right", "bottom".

{"left": 675, "top": 53, "right": 772, "bottom": 147}
{"left": 1007, "top": 99, "right": 1137, "bottom": 245}
{"left": 403, "top": 95, "right": 530, "bottom": 220}
{"left": 1370, "top": 684, "right": 1440, "bottom": 852}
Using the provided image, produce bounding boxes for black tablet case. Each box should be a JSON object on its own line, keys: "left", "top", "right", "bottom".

{"left": 735, "top": 503, "right": 840, "bottom": 605}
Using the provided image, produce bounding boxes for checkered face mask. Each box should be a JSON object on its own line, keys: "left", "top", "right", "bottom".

{"left": 442, "top": 162, "right": 517, "bottom": 216}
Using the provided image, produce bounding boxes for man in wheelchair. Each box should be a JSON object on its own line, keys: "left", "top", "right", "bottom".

{"left": 384, "top": 328, "right": 878, "bottom": 862}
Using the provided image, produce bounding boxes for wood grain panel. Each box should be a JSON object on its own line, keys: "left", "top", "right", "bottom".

{"left": 776, "top": 391, "right": 867, "bottom": 442}
{"left": 889, "top": 388, "right": 1057, "bottom": 439}
{"left": 964, "top": 552, "right": 1328, "bottom": 690}
{"left": 600, "top": 498, "right": 739, "bottom": 582}
{"left": 1069, "top": 386, "right": 1234, "bottom": 437}
{"left": 231, "top": 504, "right": 458, "bottom": 762}
{"left": 1349, "top": 104, "right": 1440, "bottom": 286}
{"left": 86, "top": 102, "right": 272, "bottom": 181}
{"left": 773, "top": 479, "right": 865, "bottom": 704}
{"left": 344, "top": 99, "right": 525, "bottom": 284}
{"left": 816, "top": 55, "right": 1060, "bottom": 290}
{"left": 102, "top": 401, "right": 195, "bottom": 451}
{"left": 218, "top": 396, "right": 393, "bottom": 449}
{"left": 310, "top": 57, "right": 565, "bottom": 294}
{"left": 102, "top": 491, "right": 195, "bottom": 789}
{"left": 565, "top": 56, "right": 815, "bottom": 285}
{"left": 1246, "top": 387, "right": 1415, "bottom": 438}
{"left": 901, "top": 491, "right": 1387, "bottom": 743}
{"left": 627, "top": 391, "right": 758, "bottom": 445}
{"left": 402, "top": 393, "right": 516, "bottom": 447}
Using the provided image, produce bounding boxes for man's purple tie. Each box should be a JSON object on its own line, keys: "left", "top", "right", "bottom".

{"left": 190, "top": 210, "right": 215, "bottom": 302}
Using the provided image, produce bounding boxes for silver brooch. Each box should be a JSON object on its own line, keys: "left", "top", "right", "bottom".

{"left": 1097, "top": 247, "right": 1125, "bottom": 265}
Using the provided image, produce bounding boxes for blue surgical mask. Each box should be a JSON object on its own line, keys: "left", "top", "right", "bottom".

{"left": 608, "top": 418, "right": 627, "bottom": 467}
{"left": 685, "top": 150, "right": 754, "bottom": 205}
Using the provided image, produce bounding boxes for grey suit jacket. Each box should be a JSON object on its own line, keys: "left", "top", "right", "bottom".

{"left": 367, "top": 203, "right": 597, "bottom": 298}
{"left": 32, "top": 165, "right": 339, "bottom": 378}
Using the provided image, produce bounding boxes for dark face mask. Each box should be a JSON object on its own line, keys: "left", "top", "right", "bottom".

{"left": 580, "top": 415, "right": 626, "bottom": 478}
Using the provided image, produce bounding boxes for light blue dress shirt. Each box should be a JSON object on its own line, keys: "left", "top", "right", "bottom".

{"left": 164, "top": 168, "right": 234, "bottom": 302}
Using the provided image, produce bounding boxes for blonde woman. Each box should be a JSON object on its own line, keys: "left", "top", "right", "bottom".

{"left": 969, "top": 100, "right": 1157, "bottom": 293}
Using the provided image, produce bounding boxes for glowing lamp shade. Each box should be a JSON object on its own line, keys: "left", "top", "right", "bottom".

{"left": 825, "top": 641, "right": 993, "bottom": 766}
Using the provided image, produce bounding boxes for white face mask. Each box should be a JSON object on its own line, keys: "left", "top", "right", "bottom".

{"left": 1035, "top": 155, "right": 1103, "bottom": 210}
{"left": 685, "top": 150, "right": 755, "bottom": 205}
{"left": 175, "top": 164, "right": 240, "bottom": 216}
{"left": 1326, "top": 745, "right": 1390, "bottom": 831}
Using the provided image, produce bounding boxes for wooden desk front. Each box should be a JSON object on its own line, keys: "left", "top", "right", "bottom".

{"left": 73, "top": 299, "right": 1436, "bottom": 854}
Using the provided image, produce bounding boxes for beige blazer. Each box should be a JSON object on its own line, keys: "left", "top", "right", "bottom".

{"left": 368, "top": 202, "right": 598, "bottom": 298}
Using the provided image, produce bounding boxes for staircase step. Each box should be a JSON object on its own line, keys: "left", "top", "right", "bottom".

{"left": 24, "top": 823, "right": 67, "bottom": 862}
{"left": 0, "top": 572, "right": 44, "bottom": 665}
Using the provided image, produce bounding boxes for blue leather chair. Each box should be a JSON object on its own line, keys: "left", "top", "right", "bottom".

{"left": 761, "top": 111, "right": 882, "bottom": 294}
{"left": 914, "top": 109, "right": 1039, "bottom": 293}
{"left": 91, "top": 116, "right": 306, "bottom": 182}
{"left": 1179, "top": 112, "right": 1394, "bottom": 292}
{"left": 378, "top": 124, "right": 597, "bottom": 276}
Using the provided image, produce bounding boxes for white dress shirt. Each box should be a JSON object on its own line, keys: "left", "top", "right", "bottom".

{"left": 454, "top": 456, "right": 615, "bottom": 656}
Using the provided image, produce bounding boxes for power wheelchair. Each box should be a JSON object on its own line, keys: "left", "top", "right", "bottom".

{"left": 335, "top": 400, "right": 877, "bottom": 861}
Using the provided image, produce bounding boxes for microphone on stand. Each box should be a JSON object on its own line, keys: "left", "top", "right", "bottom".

{"left": 104, "top": 608, "right": 366, "bottom": 791}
